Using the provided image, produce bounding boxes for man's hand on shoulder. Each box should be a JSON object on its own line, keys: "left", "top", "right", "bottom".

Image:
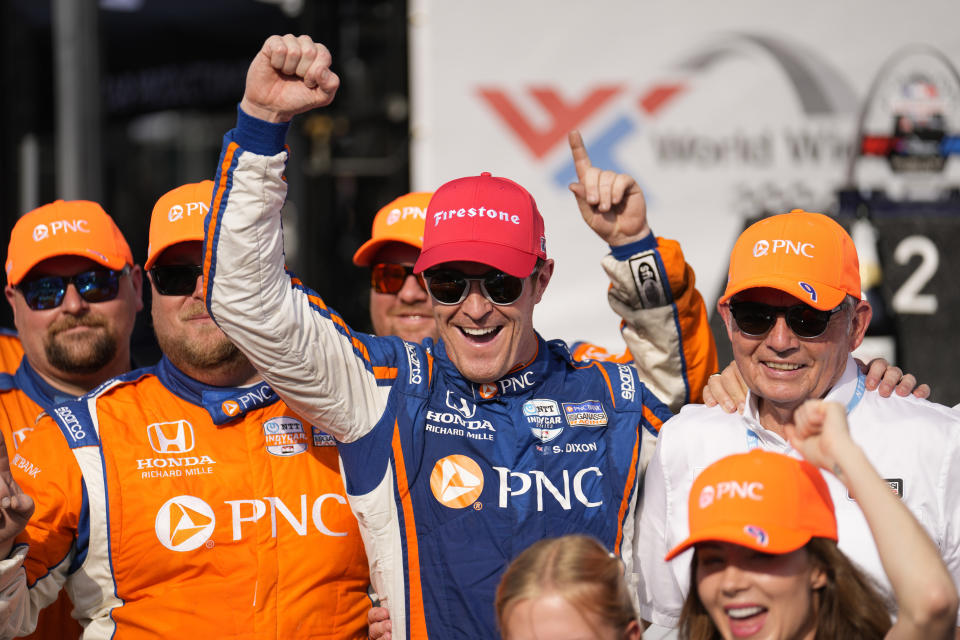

{"left": 240, "top": 34, "right": 340, "bottom": 123}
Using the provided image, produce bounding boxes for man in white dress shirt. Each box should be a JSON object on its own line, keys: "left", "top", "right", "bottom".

{"left": 636, "top": 209, "right": 960, "bottom": 635}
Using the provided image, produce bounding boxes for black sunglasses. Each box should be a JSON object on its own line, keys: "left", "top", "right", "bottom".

{"left": 729, "top": 300, "right": 846, "bottom": 339}
{"left": 150, "top": 265, "right": 203, "bottom": 296}
{"left": 370, "top": 263, "right": 426, "bottom": 294}
{"left": 422, "top": 268, "right": 530, "bottom": 306}
{"left": 18, "top": 266, "right": 130, "bottom": 311}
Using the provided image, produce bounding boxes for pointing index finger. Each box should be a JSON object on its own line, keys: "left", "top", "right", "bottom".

{"left": 569, "top": 130, "right": 593, "bottom": 182}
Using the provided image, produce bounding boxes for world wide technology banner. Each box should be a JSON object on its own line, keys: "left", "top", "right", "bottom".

{"left": 409, "top": 0, "right": 960, "bottom": 401}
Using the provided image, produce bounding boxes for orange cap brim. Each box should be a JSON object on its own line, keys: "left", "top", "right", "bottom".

{"left": 665, "top": 524, "right": 813, "bottom": 561}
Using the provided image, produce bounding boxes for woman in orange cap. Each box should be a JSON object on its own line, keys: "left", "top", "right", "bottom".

{"left": 495, "top": 534, "right": 642, "bottom": 640}
{"left": 669, "top": 400, "right": 957, "bottom": 640}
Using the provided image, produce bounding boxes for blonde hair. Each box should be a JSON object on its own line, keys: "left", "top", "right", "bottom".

{"left": 495, "top": 535, "right": 636, "bottom": 638}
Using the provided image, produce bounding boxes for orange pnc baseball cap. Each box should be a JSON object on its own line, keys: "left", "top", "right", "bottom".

{"left": 664, "top": 450, "right": 837, "bottom": 561}
{"left": 718, "top": 209, "right": 861, "bottom": 311}
{"left": 145, "top": 180, "right": 214, "bottom": 270}
{"left": 352, "top": 192, "right": 433, "bottom": 266}
{"left": 5, "top": 200, "right": 134, "bottom": 286}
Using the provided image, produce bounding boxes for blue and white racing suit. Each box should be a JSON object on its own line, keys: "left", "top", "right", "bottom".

{"left": 203, "top": 110, "right": 677, "bottom": 640}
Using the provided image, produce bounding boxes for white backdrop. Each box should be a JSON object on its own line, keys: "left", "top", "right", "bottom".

{"left": 408, "top": 0, "right": 960, "bottom": 349}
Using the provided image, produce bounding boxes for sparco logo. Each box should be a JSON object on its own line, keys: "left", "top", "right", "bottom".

{"left": 155, "top": 495, "right": 216, "bottom": 551}
{"left": 617, "top": 364, "right": 635, "bottom": 401}
{"left": 32, "top": 219, "right": 90, "bottom": 242}
{"left": 54, "top": 406, "right": 85, "bottom": 442}
{"left": 493, "top": 466, "right": 603, "bottom": 511}
{"left": 405, "top": 342, "right": 422, "bottom": 384}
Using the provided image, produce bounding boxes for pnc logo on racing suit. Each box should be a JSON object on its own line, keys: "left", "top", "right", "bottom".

{"left": 221, "top": 400, "right": 241, "bottom": 417}
{"left": 155, "top": 493, "right": 351, "bottom": 551}
{"left": 430, "top": 455, "right": 485, "bottom": 508}
{"left": 492, "top": 466, "right": 604, "bottom": 511}
{"left": 155, "top": 495, "right": 217, "bottom": 551}
{"left": 478, "top": 383, "right": 498, "bottom": 399}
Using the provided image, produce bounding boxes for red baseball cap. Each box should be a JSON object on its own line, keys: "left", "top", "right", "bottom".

{"left": 665, "top": 450, "right": 837, "bottom": 561}
{"left": 413, "top": 172, "right": 546, "bottom": 278}
{"left": 352, "top": 192, "right": 432, "bottom": 266}
{"left": 6, "top": 200, "right": 133, "bottom": 286}
{"left": 718, "top": 209, "right": 861, "bottom": 311}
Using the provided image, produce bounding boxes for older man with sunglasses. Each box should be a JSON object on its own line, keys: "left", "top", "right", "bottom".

{"left": 635, "top": 210, "right": 960, "bottom": 636}
{"left": 0, "top": 181, "right": 371, "bottom": 639}
{"left": 195, "top": 34, "right": 720, "bottom": 640}
{"left": 0, "top": 201, "right": 142, "bottom": 640}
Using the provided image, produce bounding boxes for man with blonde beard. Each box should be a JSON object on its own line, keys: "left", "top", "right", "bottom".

{"left": 0, "top": 181, "right": 371, "bottom": 639}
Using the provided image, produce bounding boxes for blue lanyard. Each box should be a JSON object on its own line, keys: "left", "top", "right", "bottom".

{"left": 746, "top": 370, "right": 866, "bottom": 450}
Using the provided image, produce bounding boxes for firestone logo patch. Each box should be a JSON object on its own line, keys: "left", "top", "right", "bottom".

{"left": 431, "top": 207, "right": 521, "bottom": 227}
{"left": 430, "top": 454, "right": 484, "bottom": 508}
{"left": 155, "top": 495, "right": 216, "bottom": 551}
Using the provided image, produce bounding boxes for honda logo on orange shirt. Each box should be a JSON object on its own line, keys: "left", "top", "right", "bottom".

{"left": 147, "top": 420, "right": 195, "bottom": 454}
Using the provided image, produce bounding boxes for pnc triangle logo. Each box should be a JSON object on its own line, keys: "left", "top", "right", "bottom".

{"left": 222, "top": 400, "right": 241, "bottom": 417}
{"left": 430, "top": 454, "right": 484, "bottom": 509}
{"left": 478, "top": 383, "right": 498, "bottom": 400}
{"left": 155, "top": 495, "right": 216, "bottom": 551}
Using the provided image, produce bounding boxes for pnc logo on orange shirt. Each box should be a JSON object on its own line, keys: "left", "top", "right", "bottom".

{"left": 222, "top": 400, "right": 241, "bottom": 417}
{"left": 430, "top": 454, "right": 484, "bottom": 508}
{"left": 155, "top": 495, "right": 216, "bottom": 551}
